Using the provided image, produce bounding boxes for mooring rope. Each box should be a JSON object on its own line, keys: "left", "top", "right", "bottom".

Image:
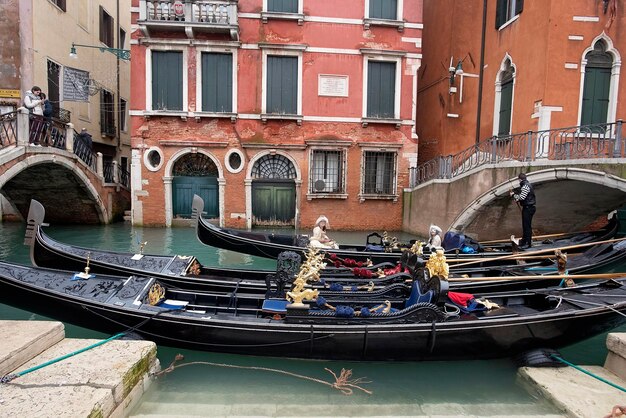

{"left": 152, "top": 353, "right": 372, "bottom": 395}
{"left": 549, "top": 354, "right": 626, "bottom": 394}
{"left": 0, "top": 306, "right": 174, "bottom": 385}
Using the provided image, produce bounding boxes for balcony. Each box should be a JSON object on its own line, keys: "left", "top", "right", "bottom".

{"left": 138, "top": 0, "right": 239, "bottom": 40}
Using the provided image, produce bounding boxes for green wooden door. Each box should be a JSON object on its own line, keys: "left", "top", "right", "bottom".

{"left": 173, "top": 176, "right": 218, "bottom": 218}
{"left": 252, "top": 180, "right": 295, "bottom": 226}
{"left": 581, "top": 66, "right": 611, "bottom": 127}
{"left": 498, "top": 80, "right": 513, "bottom": 136}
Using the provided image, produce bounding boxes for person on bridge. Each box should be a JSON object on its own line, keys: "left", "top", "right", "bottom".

{"left": 23, "top": 86, "right": 44, "bottom": 146}
{"left": 309, "top": 215, "right": 338, "bottom": 249}
{"left": 510, "top": 173, "right": 536, "bottom": 249}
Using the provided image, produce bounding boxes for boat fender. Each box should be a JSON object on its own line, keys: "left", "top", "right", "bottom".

{"left": 514, "top": 348, "right": 568, "bottom": 368}
{"left": 336, "top": 306, "right": 355, "bottom": 318}
{"left": 120, "top": 332, "right": 144, "bottom": 341}
{"left": 360, "top": 307, "right": 371, "bottom": 317}
{"left": 329, "top": 283, "right": 343, "bottom": 291}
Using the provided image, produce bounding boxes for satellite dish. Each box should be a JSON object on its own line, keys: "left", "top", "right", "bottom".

{"left": 314, "top": 179, "right": 326, "bottom": 191}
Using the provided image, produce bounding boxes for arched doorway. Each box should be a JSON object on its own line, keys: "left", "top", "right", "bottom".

{"left": 250, "top": 154, "right": 297, "bottom": 226}
{"left": 172, "top": 153, "right": 219, "bottom": 218}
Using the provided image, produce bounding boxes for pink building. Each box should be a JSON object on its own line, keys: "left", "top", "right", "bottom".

{"left": 130, "top": 0, "right": 422, "bottom": 229}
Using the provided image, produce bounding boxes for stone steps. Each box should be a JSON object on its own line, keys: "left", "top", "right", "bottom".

{"left": 0, "top": 320, "right": 159, "bottom": 417}
{"left": 124, "top": 209, "right": 132, "bottom": 222}
{"left": 519, "top": 332, "right": 626, "bottom": 418}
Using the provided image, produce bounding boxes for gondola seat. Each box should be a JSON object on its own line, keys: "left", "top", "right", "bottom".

{"left": 261, "top": 298, "right": 290, "bottom": 314}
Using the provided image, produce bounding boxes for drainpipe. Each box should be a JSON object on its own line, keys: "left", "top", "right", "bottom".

{"left": 475, "top": 0, "right": 488, "bottom": 144}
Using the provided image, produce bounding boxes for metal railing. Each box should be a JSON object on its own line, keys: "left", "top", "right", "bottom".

{"left": 0, "top": 111, "right": 17, "bottom": 149}
{"left": 144, "top": 0, "right": 236, "bottom": 25}
{"left": 103, "top": 162, "right": 131, "bottom": 189}
{"left": 73, "top": 130, "right": 97, "bottom": 171}
{"left": 409, "top": 121, "right": 625, "bottom": 187}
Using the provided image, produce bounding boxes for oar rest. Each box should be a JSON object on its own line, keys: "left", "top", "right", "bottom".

{"left": 401, "top": 252, "right": 426, "bottom": 277}
{"left": 265, "top": 251, "right": 302, "bottom": 298}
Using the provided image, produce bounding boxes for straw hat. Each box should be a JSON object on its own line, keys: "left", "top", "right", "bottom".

{"left": 315, "top": 215, "right": 329, "bottom": 227}
{"left": 429, "top": 225, "right": 442, "bottom": 235}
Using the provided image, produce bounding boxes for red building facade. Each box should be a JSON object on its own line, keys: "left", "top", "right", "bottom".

{"left": 130, "top": 0, "right": 422, "bottom": 229}
{"left": 416, "top": 0, "right": 625, "bottom": 164}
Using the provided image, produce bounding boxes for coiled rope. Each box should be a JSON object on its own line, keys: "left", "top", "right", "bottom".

{"left": 153, "top": 353, "right": 373, "bottom": 395}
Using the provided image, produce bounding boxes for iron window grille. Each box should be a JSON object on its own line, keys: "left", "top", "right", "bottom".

{"left": 251, "top": 154, "right": 297, "bottom": 179}
{"left": 310, "top": 150, "right": 345, "bottom": 193}
{"left": 173, "top": 153, "right": 219, "bottom": 176}
{"left": 362, "top": 151, "right": 397, "bottom": 195}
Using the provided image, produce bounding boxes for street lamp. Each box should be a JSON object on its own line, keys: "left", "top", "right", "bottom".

{"left": 69, "top": 43, "right": 131, "bottom": 61}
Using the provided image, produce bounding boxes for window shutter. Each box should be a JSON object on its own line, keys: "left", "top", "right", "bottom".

{"left": 367, "top": 61, "right": 396, "bottom": 118}
{"left": 99, "top": 6, "right": 105, "bottom": 43}
{"left": 152, "top": 51, "right": 183, "bottom": 111}
{"left": 202, "top": 53, "right": 232, "bottom": 112}
{"left": 515, "top": 0, "right": 524, "bottom": 15}
{"left": 495, "top": 0, "right": 506, "bottom": 28}
{"left": 266, "top": 56, "right": 297, "bottom": 114}
{"left": 370, "top": 0, "right": 397, "bottom": 20}
{"left": 268, "top": 0, "right": 298, "bottom": 13}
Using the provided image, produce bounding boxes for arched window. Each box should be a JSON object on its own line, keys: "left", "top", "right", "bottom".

{"left": 251, "top": 154, "right": 296, "bottom": 179}
{"left": 172, "top": 153, "right": 218, "bottom": 176}
{"left": 581, "top": 40, "right": 613, "bottom": 127}
{"left": 498, "top": 60, "right": 515, "bottom": 136}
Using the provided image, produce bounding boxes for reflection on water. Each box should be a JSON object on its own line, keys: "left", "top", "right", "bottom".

{"left": 0, "top": 221, "right": 621, "bottom": 416}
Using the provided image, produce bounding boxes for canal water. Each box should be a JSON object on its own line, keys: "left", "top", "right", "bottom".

{"left": 0, "top": 221, "right": 618, "bottom": 416}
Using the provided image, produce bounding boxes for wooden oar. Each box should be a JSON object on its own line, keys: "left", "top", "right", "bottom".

{"left": 448, "top": 272, "right": 626, "bottom": 282}
{"left": 450, "top": 237, "right": 626, "bottom": 269}
{"left": 479, "top": 229, "right": 597, "bottom": 245}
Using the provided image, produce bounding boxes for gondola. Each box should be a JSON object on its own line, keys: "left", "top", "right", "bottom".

{"left": 0, "top": 260, "right": 625, "bottom": 361}
{"left": 25, "top": 199, "right": 626, "bottom": 294}
{"left": 192, "top": 195, "right": 620, "bottom": 263}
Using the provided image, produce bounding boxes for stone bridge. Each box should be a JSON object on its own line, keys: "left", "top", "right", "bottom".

{"left": 402, "top": 161, "right": 626, "bottom": 241}
{"left": 0, "top": 109, "right": 130, "bottom": 224}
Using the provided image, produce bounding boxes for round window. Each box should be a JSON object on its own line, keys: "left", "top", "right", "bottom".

{"left": 143, "top": 147, "right": 164, "bottom": 172}
{"left": 225, "top": 149, "right": 245, "bottom": 174}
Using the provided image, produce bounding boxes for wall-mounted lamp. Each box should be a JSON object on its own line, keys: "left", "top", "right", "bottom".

{"left": 449, "top": 59, "right": 464, "bottom": 85}
{"left": 69, "top": 43, "right": 131, "bottom": 61}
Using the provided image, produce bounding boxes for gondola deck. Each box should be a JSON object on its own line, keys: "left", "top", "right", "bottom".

{"left": 1, "top": 260, "right": 625, "bottom": 361}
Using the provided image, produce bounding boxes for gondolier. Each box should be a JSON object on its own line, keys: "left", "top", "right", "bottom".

{"left": 511, "top": 173, "right": 536, "bottom": 249}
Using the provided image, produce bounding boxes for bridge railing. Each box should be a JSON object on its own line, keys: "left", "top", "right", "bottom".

{"left": 0, "top": 111, "right": 18, "bottom": 148}
{"left": 409, "top": 120, "right": 624, "bottom": 187}
{"left": 0, "top": 109, "right": 128, "bottom": 189}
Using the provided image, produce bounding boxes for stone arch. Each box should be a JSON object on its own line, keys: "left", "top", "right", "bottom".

{"left": 163, "top": 148, "right": 225, "bottom": 227}
{"left": 244, "top": 150, "right": 302, "bottom": 228}
{"left": 0, "top": 154, "right": 108, "bottom": 222}
{"left": 450, "top": 167, "right": 626, "bottom": 234}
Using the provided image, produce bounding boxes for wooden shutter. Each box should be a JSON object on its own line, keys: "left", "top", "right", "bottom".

{"left": 367, "top": 61, "right": 396, "bottom": 118}
{"left": 201, "top": 53, "right": 232, "bottom": 112}
{"left": 268, "top": 0, "right": 298, "bottom": 13}
{"left": 266, "top": 56, "right": 297, "bottom": 114}
{"left": 370, "top": 0, "right": 397, "bottom": 20}
{"left": 152, "top": 51, "right": 183, "bottom": 111}
{"left": 498, "top": 81, "right": 513, "bottom": 136}
{"left": 99, "top": 6, "right": 105, "bottom": 44}
{"left": 581, "top": 67, "right": 611, "bottom": 126}
{"left": 495, "top": 0, "right": 506, "bottom": 28}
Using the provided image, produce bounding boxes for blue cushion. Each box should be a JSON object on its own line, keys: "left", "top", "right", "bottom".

{"left": 261, "top": 299, "right": 289, "bottom": 313}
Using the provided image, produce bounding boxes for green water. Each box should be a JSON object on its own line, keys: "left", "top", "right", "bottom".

{"left": 0, "top": 221, "right": 617, "bottom": 416}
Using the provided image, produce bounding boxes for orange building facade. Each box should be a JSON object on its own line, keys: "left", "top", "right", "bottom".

{"left": 416, "top": 0, "right": 624, "bottom": 163}
{"left": 129, "top": 0, "right": 423, "bottom": 229}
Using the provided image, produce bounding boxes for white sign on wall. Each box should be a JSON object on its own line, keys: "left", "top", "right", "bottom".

{"left": 318, "top": 74, "right": 349, "bottom": 97}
